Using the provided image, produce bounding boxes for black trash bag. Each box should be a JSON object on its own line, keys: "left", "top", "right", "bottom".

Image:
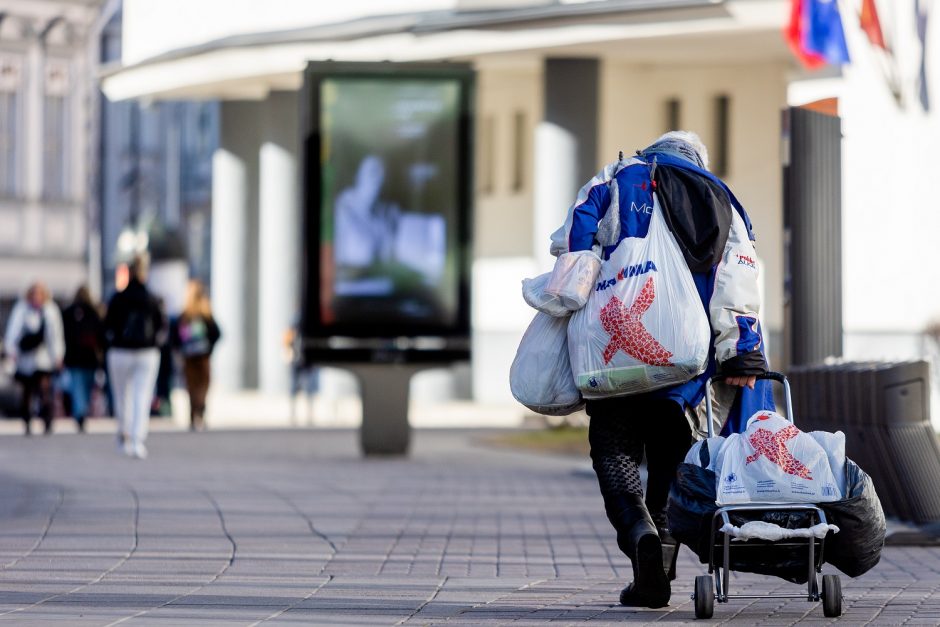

{"left": 667, "top": 460, "right": 718, "bottom": 560}
{"left": 667, "top": 439, "right": 719, "bottom": 559}
{"left": 820, "top": 460, "right": 886, "bottom": 577}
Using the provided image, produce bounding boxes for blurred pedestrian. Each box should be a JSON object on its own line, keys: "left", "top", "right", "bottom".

{"left": 284, "top": 321, "right": 318, "bottom": 426}
{"left": 104, "top": 255, "right": 165, "bottom": 458}
{"left": 3, "top": 282, "right": 65, "bottom": 435}
{"left": 171, "top": 280, "right": 220, "bottom": 431}
{"left": 152, "top": 296, "right": 174, "bottom": 418}
{"left": 61, "top": 285, "right": 105, "bottom": 433}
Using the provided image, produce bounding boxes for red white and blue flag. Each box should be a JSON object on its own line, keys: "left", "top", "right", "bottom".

{"left": 785, "top": 0, "right": 852, "bottom": 69}
{"left": 859, "top": 0, "right": 887, "bottom": 49}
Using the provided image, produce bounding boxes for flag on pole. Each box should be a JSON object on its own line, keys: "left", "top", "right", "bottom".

{"left": 860, "top": 0, "right": 887, "bottom": 49}
{"left": 784, "top": 0, "right": 852, "bottom": 69}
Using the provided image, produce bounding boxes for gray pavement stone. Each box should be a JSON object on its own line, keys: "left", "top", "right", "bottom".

{"left": 0, "top": 427, "right": 935, "bottom": 625}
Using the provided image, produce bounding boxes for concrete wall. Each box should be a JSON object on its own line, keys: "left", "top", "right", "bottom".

{"left": 471, "top": 60, "right": 543, "bottom": 403}
{"left": 599, "top": 60, "right": 789, "bottom": 364}
{"left": 839, "top": 2, "right": 940, "bottom": 339}
{"left": 470, "top": 56, "right": 790, "bottom": 402}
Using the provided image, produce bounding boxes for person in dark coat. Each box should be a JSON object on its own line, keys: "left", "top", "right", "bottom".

{"left": 61, "top": 285, "right": 105, "bottom": 432}
{"left": 104, "top": 254, "right": 166, "bottom": 458}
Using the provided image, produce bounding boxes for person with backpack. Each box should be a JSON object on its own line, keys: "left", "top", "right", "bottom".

{"left": 61, "top": 285, "right": 105, "bottom": 433}
{"left": 556, "top": 131, "right": 773, "bottom": 608}
{"left": 3, "top": 282, "right": 65, "bottom": 435}
{"left": 104, "top": 254, "right": 166, "bottom": 458}
{"left": 170, "top": 279, "right": 220, "bottom": 432}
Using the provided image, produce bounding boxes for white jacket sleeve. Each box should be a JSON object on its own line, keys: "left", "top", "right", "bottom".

{"left": 709, "top": 209, "right": 767, "bottom": 372}
{"left": 549, "top": 157, "right": 640, "bottom": 257}
{"left": 45, "top": 303, "right": 65, "bottom": 366}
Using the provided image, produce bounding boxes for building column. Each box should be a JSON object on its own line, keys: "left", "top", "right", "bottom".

{"left": 533, "top": 58, "right": 599, "bottom": 267}
{"left": 211, "top": 101, "right": 260, "bottom": 391}
{"left": 257, "top": 92, "right": 300, "bottom": 394}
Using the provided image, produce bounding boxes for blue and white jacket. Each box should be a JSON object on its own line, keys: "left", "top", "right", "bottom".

{"left": 551, "top": 152, "right": 773, "bottom": 434}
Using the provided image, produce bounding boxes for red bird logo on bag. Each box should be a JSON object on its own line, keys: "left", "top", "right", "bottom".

{"left": 745, "top": 424, "right": 813, "bottom": 480}
{"left": 599, "top": 276, "right": 673, "bottom": 366}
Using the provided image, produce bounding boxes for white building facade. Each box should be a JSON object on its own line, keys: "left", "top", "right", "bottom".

{"left": 0, "top": 0, "right": 103, "bottom": 308}
{"left": 100, "top": 0, "right": 940, "bottom": 408}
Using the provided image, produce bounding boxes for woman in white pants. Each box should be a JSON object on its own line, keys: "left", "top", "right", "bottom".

{"left": 104, "top": 255, "right": 165, "bottom": 458}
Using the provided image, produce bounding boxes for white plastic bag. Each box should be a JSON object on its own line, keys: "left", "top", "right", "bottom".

{"left": 510, "top": 312, "right": 584, "bottom": 416}
{"left": 545, "top": 250, "right": 602, "bottom": 311}
{"left": 809, "top": 430, "right": 848, "bottom": 497}
{"left": 522, "top": 273, "right": 570, "bottom": 318}
{"left": 716, "top": 411, "right": 843, "bottom": 505}
{"left": 567, "top": 194, "right": 710, "bottom": 398}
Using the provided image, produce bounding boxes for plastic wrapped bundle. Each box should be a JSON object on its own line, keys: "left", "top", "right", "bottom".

{"left": 544, "top": 250, "right": 602, "bottom": 310}
{"left": 522, "top": 273, "right": 570, "bottom": 318}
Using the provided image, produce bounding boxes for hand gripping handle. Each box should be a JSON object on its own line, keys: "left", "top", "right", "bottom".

{"left": 704, "top": 371, "right": 793, "bottom": 439}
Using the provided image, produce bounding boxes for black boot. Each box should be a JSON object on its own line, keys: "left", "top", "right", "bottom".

{"left": 651, "top": 509, "right": 680, "bottom": 581}
{"left": 604, "top": 494, "right": 671, "bottom": 608}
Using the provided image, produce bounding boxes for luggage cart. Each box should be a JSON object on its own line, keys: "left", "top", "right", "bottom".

{"left": 691, "top": 372, "right": 843, "bottom": 619}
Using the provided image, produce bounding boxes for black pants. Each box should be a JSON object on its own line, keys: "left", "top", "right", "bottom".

{"left": 18, "top": 371, "right": 54, "bottom": 432}
{"left": 587, "top": 396, "right": 692, "bottom": 524}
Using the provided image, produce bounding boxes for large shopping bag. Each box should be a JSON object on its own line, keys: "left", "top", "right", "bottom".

{"left": 716, "top": 411, "right": 844, "bottom": 505}
{"left": 567, "top": 194, "right": 710, "bottom": 398}
{"left": 510, "top": 312, "right": 584, "bottom": 416}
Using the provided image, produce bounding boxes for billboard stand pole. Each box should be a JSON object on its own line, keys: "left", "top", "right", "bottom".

{"left": 346, "top": 363, "right": 441, "bottom": 456}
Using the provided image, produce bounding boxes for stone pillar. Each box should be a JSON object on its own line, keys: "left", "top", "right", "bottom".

{"left": 211, "top": 101, "right": 260, "bottom": 391}
{"left": 533, "top": 58, "right": 599, "bottom": 267}
{"left": 257, "top": 92, "right": 300, "bottom": 394}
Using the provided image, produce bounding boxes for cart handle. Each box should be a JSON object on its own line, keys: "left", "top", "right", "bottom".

{"left": 704, "top": 371, "right": 793, "bottom": 439}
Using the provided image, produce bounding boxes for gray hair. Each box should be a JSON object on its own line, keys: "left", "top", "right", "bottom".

{"left": 642, "top": 130, "right": 710, "bottom": 170}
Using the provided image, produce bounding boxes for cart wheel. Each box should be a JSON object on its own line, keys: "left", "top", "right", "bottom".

{"left": 822, "top": 574, "right": 842, "bottom": 617}
{"left": 694, "top": 575, "right": 714, "bottom": 619}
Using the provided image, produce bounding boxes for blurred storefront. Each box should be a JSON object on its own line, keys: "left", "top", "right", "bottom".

{"left": 99, "top": 0, "right": 940, "bottom": 404}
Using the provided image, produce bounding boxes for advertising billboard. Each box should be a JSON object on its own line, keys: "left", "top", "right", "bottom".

{"left": 301, "top": 62, "right": 473, "bottom": 363}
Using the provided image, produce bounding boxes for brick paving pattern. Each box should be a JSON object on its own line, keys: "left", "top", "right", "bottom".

{"left": 0, "top": 427, "right": 936, "bottom": 625}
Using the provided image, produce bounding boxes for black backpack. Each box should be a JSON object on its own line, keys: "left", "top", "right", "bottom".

{"left": 120, "top": 309, "right": 155, "bottom": 346}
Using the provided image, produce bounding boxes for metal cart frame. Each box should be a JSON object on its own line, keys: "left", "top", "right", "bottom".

{"left": 691, "top": 372, "right": 842, "bottom": 619}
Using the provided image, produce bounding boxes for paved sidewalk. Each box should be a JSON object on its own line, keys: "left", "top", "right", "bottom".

{"left": 0, "top": 427, "right": 936, "bottom": 625}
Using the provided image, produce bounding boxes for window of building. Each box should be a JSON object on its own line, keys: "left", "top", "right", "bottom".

{"left": 665, "top": 97, "right": 681, "bottom": 133}
{"left": 712, "top": 94, "right": 730, "bottom": 177}
{"left": 511, "top": 111, "right": 526, "bottom": 194}
{"left": 43, "top": 59, "right": 71, "bottom": 201}
{"left": 477, "top": 114, "right": 495, "bottom": 195}
{"left": 0, "top": 55, "right": 23, "bottom": 198}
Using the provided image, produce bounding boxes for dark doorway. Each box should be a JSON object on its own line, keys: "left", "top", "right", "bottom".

{"left": 783, "top": 106, "right": 843, "bottom": 367}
